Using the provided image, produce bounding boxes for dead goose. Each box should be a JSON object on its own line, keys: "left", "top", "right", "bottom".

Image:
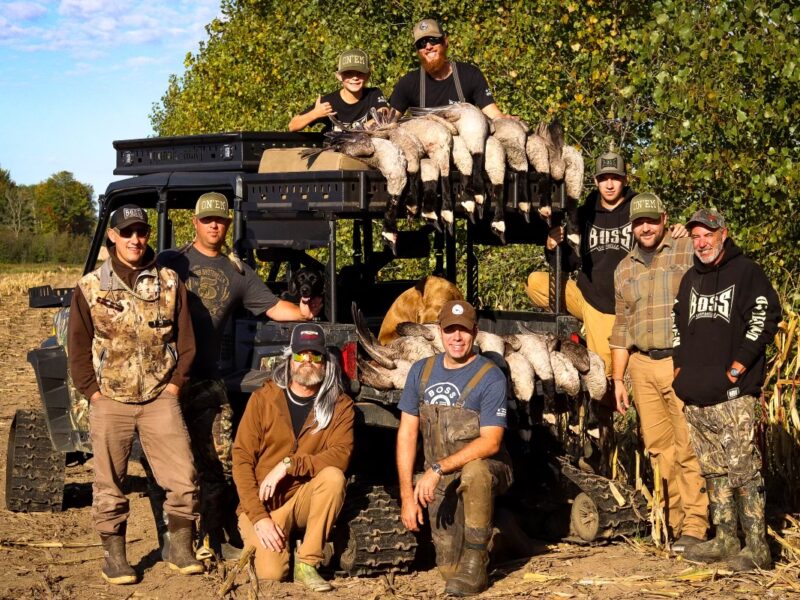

{"left": 557, "top": 338, "right": 591, "bottom": 373}
{"left": 450, "top": 135, "right": 473, "bottom": 229}
{"left": 515, "top": 332, "right": 556, "bottom": 401}
{"left": 581, "top": 350, "right": 608, "bottom": 401}
{"left": 492, "top": 117, "right": 531, "bottom": 221}
{"left": 475, "top": 330, "right": 505, "bottom": 357}
{"left": 549, "top": 350, "right": 581, "bottom": 396}
{"left": 561, "top": 144, "right": 585, "bottom": 250}
{"left": 484, "top": 135, "right": 507, "bottom": 243}
{"left": 506, "top": 352, "right": 535, "bottom": 402}
{"left": 358, "top": 357, "right": 413, "bottom": 390}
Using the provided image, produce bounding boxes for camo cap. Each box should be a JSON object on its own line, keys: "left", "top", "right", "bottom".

{"left": 629, "top": 192, "right": 665, "bottom": 221}
{"left": 687, "top": 208, "right": 726, "bottom": 231}
{"left": 195, "top": 192, "right": 230, "bottom": 219}
{"left": 595, "top": 152, "right": 626, "bottom": 177}
{"left": 413, "top": 18, "right": 444, "bottom": 42}
{"left": 337, "top": 49, "right": 370, "bottom": 74}
{"left": 439, "top": 300, "right": 478, "bottom": 330}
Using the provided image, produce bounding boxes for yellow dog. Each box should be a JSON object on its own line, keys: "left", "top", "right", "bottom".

{"left": 378, "top": 276, "right": 464, "bottom": 345}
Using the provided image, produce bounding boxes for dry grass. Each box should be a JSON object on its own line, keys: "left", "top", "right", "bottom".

{"left": 0, "top": 266, "right": 81, "bottom": 296}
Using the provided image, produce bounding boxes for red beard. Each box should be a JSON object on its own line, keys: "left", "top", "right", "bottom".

{"left": 420, "top": 52, "right": 448, "bottom": 76}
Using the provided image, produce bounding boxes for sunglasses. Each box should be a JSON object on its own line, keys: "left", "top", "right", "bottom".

{"left": 292, "top": 352, "right": 324, "bottom": 363}
{"left": 415, "top": 36, "right": 444, "bottom": 50}
{"left": 116, "top": 226, "right": 151, "bottom": 238}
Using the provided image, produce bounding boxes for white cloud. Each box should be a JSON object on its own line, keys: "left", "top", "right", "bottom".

{"left": 1, "top": 2, "right": 48, "bottom": 21}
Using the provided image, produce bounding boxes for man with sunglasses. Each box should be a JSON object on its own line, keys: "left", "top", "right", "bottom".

{"left": 389, "top": 18, "right": 509, "bottom": 118}
{"left": 289, "top": 48, "right": 389, "bottom": 132}
{"left": 68, "top": 204, "right": 202, "bottom": 584}
{"left": 156, "top": 192, "right": 322, "bottom": 559}
{"left": 232, "top": 323, "right": 354, "bottom": 592}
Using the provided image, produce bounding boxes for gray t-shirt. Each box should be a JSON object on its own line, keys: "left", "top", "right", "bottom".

{"left": 158, "top": 246, "right": 278, "bottom": 377}
{"left": 398, "top": 353, "right": 507, "bottom": 428}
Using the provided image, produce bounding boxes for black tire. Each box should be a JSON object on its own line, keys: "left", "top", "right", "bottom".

{"left": 570, "top": 492, "right": 600, "bottom": 542}
{"left": 5, "top": 409, "right": 65, "bottom": 512}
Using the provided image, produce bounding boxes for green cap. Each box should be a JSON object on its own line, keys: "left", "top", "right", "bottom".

{"left": 595, "top": 152, "right": 626, "bottom": 177}
{"left": 629, "top": 192, "right": 665, "bottom": 221}
{"left": 195, "top": 192, "right": 230, "bottom": 219}
{"left": 337, "top": 49, "right": 370, "bottom": 74}
{"left": 687, "top": 208, "right": 726, "bottom": 231}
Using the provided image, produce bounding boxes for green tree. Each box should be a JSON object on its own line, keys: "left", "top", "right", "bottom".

{"left": 33, "top": 171, "right": 96, "bottom": 236}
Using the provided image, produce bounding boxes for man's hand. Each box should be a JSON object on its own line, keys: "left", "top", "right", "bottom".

{"left": 546, "top": 226, "right": 564, "bottom": 251}
{"left": 253, "top": 517, "right": 286, "bottom": 552}
{"left": 258, "top": 460, "right": 289, "bottom": 502}
{"left": 670, "top": 223, "right": 688, "bottom": 238}
{"left": 413, "top": 468, "right": 441, "bottom": 508}
{"left": 313, "top": 95, "right": 336, "bottom": 119}
{"left": 164, "top": 383, "right": 180, "bottom": 397}
{"left": 400, "top": 498, "right": 425, "bottom": 532}
{"left": 614, "top": 379, "right": 630, "bottom": 414}
{"left": 90, "top": 391, "right": 102, "bottom": 403}
{"left": 299, "top": 296, "right": 323, "bottom": 320}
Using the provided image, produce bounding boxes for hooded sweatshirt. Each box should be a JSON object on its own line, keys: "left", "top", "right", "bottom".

{"left": 571, "top": 187, "right": 637, "bottom": 314}
{"left": 672, "top": 238, "right": 780, "bottom": 406}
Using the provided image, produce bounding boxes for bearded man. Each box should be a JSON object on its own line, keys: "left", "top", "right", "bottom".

{"left": 232, "top": 324, "right": 354, "bottom": 592}
{"left": 389, "top": 18, "right": 511, "bottom": 118}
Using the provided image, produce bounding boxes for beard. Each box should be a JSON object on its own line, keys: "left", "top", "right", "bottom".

{"left": 420, "top": 52, "right": 448, "bottom": 75}
{"left": 697, "top": 240, "right": 724, "bottom": 264}
{"left": 292, "top": 362, "right": 325, "bottom": 387}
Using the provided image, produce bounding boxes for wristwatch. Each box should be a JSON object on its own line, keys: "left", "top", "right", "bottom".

{"left": 729, "top": 367, "right": 741, "bottom": 378}
{"left": 282, "top": 456, "right": 292, "bottom": 468}
{"left": 431, "top": 463, "right": 443, "bottom": 476}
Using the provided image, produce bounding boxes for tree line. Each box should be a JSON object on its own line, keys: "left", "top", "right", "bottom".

{"left": 150, "top": 0, "right": 799, "bottom": 310}
{"left": 0, "top": 167, "right": 96, "bottom": 264}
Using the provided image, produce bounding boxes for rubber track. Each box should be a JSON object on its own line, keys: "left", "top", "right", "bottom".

{"left": 5, "top": 409, "right": 64, "bottom": 512}
{"left": 336, "top": 484, "right": 417, "bottom": 577}
{"left": 560, "top": 457, "right": 648, "bottom": 539}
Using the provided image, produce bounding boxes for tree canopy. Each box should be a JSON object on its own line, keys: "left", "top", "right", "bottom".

{"left": 151, "top": 0, "right": 800, "bottom": 304}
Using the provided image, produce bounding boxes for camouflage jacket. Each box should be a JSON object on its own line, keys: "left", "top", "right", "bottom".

{"left": 73, "top": 259, "right": 190, "bottom": 403}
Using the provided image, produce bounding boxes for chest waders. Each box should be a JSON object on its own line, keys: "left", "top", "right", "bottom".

{"left": 416, "top": 355, "right": 512, "bottom": 592}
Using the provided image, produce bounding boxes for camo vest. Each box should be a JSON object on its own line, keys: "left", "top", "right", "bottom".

{"left": 78, "top": 260, "right": 181, "bottom": 403}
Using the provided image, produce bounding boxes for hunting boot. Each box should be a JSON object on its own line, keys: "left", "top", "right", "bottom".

{"left": 684, "top": 475, "right": 740, "bottom": 562}
{"left": 728, "top": 477, "right": 772, "bottom": 572}
{"left": 165, "top": 516, "right": 205, "bottom": 575}
{"left": 100, "top": 523, "right": 137, "bottom": 585}
{"left": 294, "top": 561, "right": 333, "bottom": 592}
{"left": 444, "top": 527, "right": 491, "bottom": 597}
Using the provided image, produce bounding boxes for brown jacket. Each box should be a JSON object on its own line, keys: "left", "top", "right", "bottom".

{"left": 232, "top": 380, "right": 355, "bottom": 525}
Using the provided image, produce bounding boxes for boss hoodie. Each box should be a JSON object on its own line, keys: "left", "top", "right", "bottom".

{"left": 672, "top": 238, "right": 780, "bottom": 406}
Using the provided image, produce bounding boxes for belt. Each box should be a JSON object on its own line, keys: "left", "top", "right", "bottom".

{"left": 634, "top": 347, "right": 673, "bottom": 360}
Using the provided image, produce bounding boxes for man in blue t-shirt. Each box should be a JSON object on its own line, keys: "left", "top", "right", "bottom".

{"left": 396, "top": 300, "right": 512, "bottom": 597}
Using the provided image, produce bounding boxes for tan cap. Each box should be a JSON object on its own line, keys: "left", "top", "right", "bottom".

{"left": 195, "top": 192, "right": 230, "bottom": 219}
{"left": 629, "top": 192, "right": 665, "bottom": 221}
{"left": 439, "top": 300, "right": 478, "bottom": 330}
{"left": 413, "top": 18, "right": 444, "bottom": 42}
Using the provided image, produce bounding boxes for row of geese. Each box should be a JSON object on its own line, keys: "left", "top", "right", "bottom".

{"left": 302, "top": 103, "right": 584, "bottom": 252}
{"left": 353, "top": 306, "right": 606, "bottom": 403}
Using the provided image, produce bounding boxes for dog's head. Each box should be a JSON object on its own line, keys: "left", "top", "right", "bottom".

{"left": 290, "top": 267, "right": 324, "bottom": 301}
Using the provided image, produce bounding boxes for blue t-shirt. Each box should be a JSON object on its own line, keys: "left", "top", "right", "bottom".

{"left": 398, "top": 354, "right": 507, "bottom": 428}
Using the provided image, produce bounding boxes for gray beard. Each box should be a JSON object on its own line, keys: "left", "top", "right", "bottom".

{"left": 292, "top": 364, "right": 324, "bottom": 387}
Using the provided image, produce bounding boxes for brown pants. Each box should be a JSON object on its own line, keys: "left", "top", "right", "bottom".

{"left": 526, "top": 273, "right": 615, "bottom": 376}
{"left": 628, "top": 353, "right": 709, "bottom": 538}
{"left": 238, "top": 466, "right": 346, "bottom": 581}
{"left": 89, "top": 392, "right": 198, "bottom": 535}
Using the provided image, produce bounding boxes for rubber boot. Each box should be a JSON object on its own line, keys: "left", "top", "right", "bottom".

{"left": 684, "top": 475, "right": 740, "bottom": 563}
{"left": 165, "top": 516, "right": 204, "bottom": 575}
{"left": 100, "top": 524, "right": 137, "bottom": 585}
{"left": 444, "top": 528, "right": 491, "bottom": 597}
{"left": 728, "top": 477, "right": 772, "bottom": 571}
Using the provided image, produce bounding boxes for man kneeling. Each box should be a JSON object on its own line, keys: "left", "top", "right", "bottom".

{"left": 232, "top": 324, "right": 354, "bottom": 592}
{"left": 396, "top": 300, "right": 513, "bottom": 596}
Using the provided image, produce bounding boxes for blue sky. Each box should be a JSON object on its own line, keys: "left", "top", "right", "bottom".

{"left": 0, "top": 0, "right": 221, "bottom": 200}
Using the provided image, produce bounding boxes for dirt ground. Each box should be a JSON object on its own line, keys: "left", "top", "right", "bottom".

{"left": 1, "top": 268, "right": 798, "bottom": 599}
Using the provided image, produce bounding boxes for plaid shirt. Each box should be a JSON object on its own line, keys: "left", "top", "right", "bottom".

{"left": 610, "top": 232, "right": 694, "bottom": 351}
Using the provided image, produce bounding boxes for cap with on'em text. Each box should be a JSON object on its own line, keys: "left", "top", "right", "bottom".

{"left": 195, "top": 192, "right": 230, "bottom": 219}
{"left": 629, "top": 192, "right": 665, "bottom": 221}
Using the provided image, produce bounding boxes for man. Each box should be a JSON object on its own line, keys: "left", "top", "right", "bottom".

{"left": 609, "top": 193, "right": 709, "bottom": 552}
{"left": 232, "top": 323, "right": 354, "bottom": 592}
{"left": 396, "top": 300, "right": 512, "bottom": 597}
{"left": 526, "top": 151, "right": 637, "bottom": 375}
{"left": 157, "top": 191, "right": 321, "bottom": 557}
{"left": 68, "top": 204, "right": 202, "bottom": 584}
{"left": 673, "top": 208, "right": 780, "bottom": 571}
{"left": 389, "top": 18, "right": 510, "bottom": 118}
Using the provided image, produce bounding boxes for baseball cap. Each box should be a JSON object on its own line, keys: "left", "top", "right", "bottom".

{"left": 687, "top": 208, "right": 726, "bottom": 231}
{"left": 629, "top": 192, "right": 665, "bottom": 221}
{"left": 290, "top": 323, "right": 327, "bottom": 355}
{"left": 413, "top": 18, "right": 444, "bottom": 43}
{"left": 195, "top": 192, "right": 230, "bottom": 219}
{"left": 438, "top": 300, "right": 478, "bottom": 330}
{"left": 110, "top": 204, "right": 148, "bottom": 230}
{"left": 337, "top": 49, "right": 370, "bottom": 74}
{"left": 595, "top": 152, "right": 626, "bottom": 177}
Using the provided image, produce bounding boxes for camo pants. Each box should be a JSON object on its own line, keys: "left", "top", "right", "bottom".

{"left": 180, "top": 378, "right": 234, "bottom": 533}
{"left": 684, "top": 395, "right": 762, "bottom": 489}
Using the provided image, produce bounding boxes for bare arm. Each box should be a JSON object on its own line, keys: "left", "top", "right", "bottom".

{"left": 611, "top": 347, "right": 631, "bottom": 414}
{"left": 288, "top": 96, "right": 336, "bottom": 132}
{"left": 396, "top": 412, "right": 424, "bottom": 531}
{"left": 265, "top": 299, "right": 315, "bottom": 321}
{"left": 481, "top": 103, "right": 506, "bottom": 120}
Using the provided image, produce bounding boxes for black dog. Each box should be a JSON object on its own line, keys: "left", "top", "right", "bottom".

{"left": 282, "top": 267, "right": 325, "bottom": 307}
